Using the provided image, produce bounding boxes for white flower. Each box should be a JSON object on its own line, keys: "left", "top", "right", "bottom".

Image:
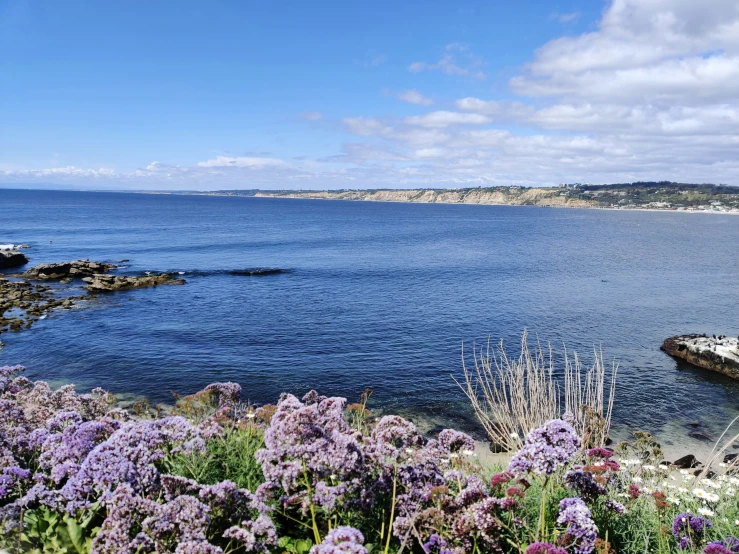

{"left": 618, "top": 493, "right": 629, "bottom": 499}
{"left": 735, "top": 519, "right": 739, "bottom": 526}
{"left": 509, "top": 432, "right": 519, "bottom": 439}
{"left": 683, "top": 474, "right": 695, "bottom": 481}
{"left": 670, "top": 475, "right": 677, "bottom": 481}
{"left": 633, "top": 476, "right": 643, "bottom": 483}
{"left": 693, "top": 488, "right": 708, "bottom": 498}
{"left": 680, "top": 469, "right": 690, "bottom": 475}
{"left": 405, "top": 448, "right": 414, "bottom": 454}
{"left": 726, "top": 488, "right": 736, "bottom": 497}
{"left": 449, "top": 453, "right": 459, "bottom": 459}
{"left": 705, "top": 492, "right": 720, "bottom": 503}
{"left": 659, "top": 464, "right": 670, "bottom": 470}
{"left": 245, "top": 413, "right": 255, "bottom": 419}
{"left": 643, "top": 465, "right": 656, "bottom": 471}
{"left": 730, "top": 477, "right": 739, "bottom": 486}
{"left": 698, "top": 507, "right": 715, "bottom": 517}
{"left": 667, "top": 496, "right": 680, "bottom": 505}
{"left": 702, "top": 479, "right": 720, "bottom": 489}
{"left": 720, "top": 462, "right": 728, "bottom": 468}
{"left": 678, "top": 487, "right": 689, "bottom": 493}
{"left": 666, "top": 484, "right": 677, "bottom": 490}
{"left": 462, "top": 449, "right": 476, "bottom": 457}
{"left": 643, "top": 487, "right": 653, "bottom": 494}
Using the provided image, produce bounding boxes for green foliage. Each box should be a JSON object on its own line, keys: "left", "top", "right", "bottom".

{"left": 165, "top": 422, "right": 265, "bottom": 491}
{"left": 9, "top": 504, "right": 102, "bottom": 554}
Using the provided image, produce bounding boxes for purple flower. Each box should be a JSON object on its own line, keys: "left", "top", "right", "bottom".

{"left": 509, "top": 419, "right": 581, "bottom": 476}
{"left": 255, "top": 393, "right": 365, "bottom": 514}
{"left": 586, "top": 448, "right": 614, "bottom": 459}
{"left": 204, "top": 382, "right": 242, "bottom": 407}
{"left": 705, "top": 539, "right": 739, "bottom": 554}
{"left": 310, "top": 526, "right": 368, "bottom": 554}
{"left": 437, "top": 429, "right": 475, "bottom": 454}
{"left": 423, "top": 534, "right": 452, "bottom": 554}
{"left": 673, "top": 513, "right": 712, "bottom": 549}
{"left": 526, "top": 542, "right": 568, "bottom": 554}
{"left": 557, "top": 497, "right": 597, "bottom": 554}
{"left": 604, "top": 499, "right": 625, "bottom": 514}
{"left": 565, "top": 469, "right": 606, "bottom": 500}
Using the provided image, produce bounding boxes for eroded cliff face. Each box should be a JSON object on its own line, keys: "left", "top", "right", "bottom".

{"left": 662, "top": 335, "right": 739, "bottom": 379}
{"left": 255, "top": 188, "right": 595, "bottom": 208}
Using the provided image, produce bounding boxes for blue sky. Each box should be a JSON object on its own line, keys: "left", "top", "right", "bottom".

{"left": 2, "top": 0, "right": 738, "bottom": 190}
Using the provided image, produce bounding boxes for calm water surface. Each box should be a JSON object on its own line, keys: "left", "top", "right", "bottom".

{"left": 1, "top": 189, "right": 737, "bottom": 451}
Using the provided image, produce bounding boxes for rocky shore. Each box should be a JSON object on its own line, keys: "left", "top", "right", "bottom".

{"left": 662, "top": 334, "right": 739, "bottom": 379}
{"left": 22, "top": 259, "right": 117, "bottom": 281}
{"left": 84, "top": 272, "right": 186, "bottom": 292}
{"left": 0, "top": 247, "right": 188, "bottom": 334}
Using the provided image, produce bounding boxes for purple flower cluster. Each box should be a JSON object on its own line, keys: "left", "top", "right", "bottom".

{"left": 705, "top": 538, "right": 739, "bottom": 554}
{"left": 255, "top": 391, "right": 366, "bottom": 514}
{"left": 311, "top": 527, "right": 368, "bottom": 554}
{"left": 557, "top": 497, "right": 598, "bottom": 554}
{"left": 509, "top": 419, "right": 581, "bottom": 476}
{"left": 673, "top": 513, "right": 713, "bottom": 549}
{"left": 526, "top": 542, "right": 568, "bottom": 554}
{"left": 565, "top": 468, "right": 606, "bottom": 500}
{"left": 204, "top": 382, "right": 242, "bottom": 407}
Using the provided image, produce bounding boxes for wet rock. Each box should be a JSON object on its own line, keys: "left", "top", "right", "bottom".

{"left": 23, "top": 259, "right": 117, "bottom": 280}
{"left": 426, "top": 425, "right": 445, "bottom": 438}
{"left": 673, "top": 454, "right": 702, "bottom": 468}
{"left": 86, "top": 272, "right": 186, "bottom": 292}
{"left": 0, "top": 250, "right": 29, "bottom": 269}
{"left": 687, "top": 431, "right": 713, "bottom": 442}
{"left": 724, "top": 453, "right": 739, "bottom": 464}
{"left": 489, "top": 441, "right": 509, "bottom": 454}
{"left": 662, "top": 334, "right": 739, "bottom": 379}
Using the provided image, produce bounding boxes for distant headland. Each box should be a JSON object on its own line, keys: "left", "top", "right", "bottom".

{"left": 186, "top": 182, "right": 739, "bottom": 213}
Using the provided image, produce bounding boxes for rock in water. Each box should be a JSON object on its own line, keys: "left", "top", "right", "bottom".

{"left": 661, "top": 334, "right": 739, "bottom": 379}
{"left": 0, "top": 250, "right": 28, "bottom": 269}
{"left": 23, "top": 259, "right": 116, "bottom": 280}
{"left": 85, "top": 273, "right": 186, "bottom": 292}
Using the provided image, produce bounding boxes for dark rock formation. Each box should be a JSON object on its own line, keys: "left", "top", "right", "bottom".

{"left": 0, "top": 250, "right": 29, "bottom": 269}
{"left": 84, "top": 273, "right": 186, "bottom": 292}
{"left": 23, "top": 260, "right": 116, "bottom": 280}
{"left": 672, "top": 454, "right": 702, "bottom": 468}
{"left": 662, "top": 334, "right": 739, "bottom": 379}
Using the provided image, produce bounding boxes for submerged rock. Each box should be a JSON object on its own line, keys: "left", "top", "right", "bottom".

{"left": 23, "top": 259, "right": 116, "bottom": 280}
{"left": 84, "top": 272, "right": 186, "bottom": 292}
{"left": 0, "top": 250, "right": 29, "bottom": 269}
{"left": 0, "top": 278, "right": 85, "bottom": 333}
{"left": 661, "top": 334, "right": 739, "bottom": 379}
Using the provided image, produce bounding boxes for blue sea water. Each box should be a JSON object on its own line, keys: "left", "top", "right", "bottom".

{"left": 1, "top": 189, "right": 738, "bottom": 448}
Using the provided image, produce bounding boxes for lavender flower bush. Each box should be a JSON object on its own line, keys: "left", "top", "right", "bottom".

{"left": 2, "top": 363, "right": 739, "bottom": 554}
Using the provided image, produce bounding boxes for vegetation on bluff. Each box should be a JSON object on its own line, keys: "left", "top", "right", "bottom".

{"left": 2, "top": 339, "right": 739, "bottom": 554}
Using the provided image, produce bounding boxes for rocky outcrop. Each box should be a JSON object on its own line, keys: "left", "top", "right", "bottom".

{"left": 0, "top": 250, "right": 29, "bottom": 269}
{"left": 84, "top": 273, "right": 186, "bottom": 292}
{"left": 662, "top": 334, "right": 739, "bottom": 379}
{"left": 0, "top": 278, "right": 85, "bottom": 333}
{"left": 23, "top": 260, "right": 116, "bottom": 280}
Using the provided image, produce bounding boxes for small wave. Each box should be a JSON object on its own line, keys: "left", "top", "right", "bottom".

{"left": 176, "top": 268, "right": 291, "bottom": 277}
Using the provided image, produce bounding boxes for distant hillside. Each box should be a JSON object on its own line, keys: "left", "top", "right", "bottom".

{"left": 195, "top": 182, "right": 739, "bottom": 213}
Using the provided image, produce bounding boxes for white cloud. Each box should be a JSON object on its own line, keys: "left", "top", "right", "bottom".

{"left": 552, "top": 11, "right": 580, "bottom": 23}
{"left": 342, "top": 117, "right": 391, "bottom": 136}
{"left": 302, "top": 112, "right": 323, "bottom": 121}
{"left": 408, "top": 43, "right": 486, "bottom": 80}
{"left": 197, "top": 156, "right": 286, "bottom": 168}
{"left": 389, "top": 89, "right": 434, "bottom": 106}
{"left": 404, "top": 111, "right": 492, "bottom": 128}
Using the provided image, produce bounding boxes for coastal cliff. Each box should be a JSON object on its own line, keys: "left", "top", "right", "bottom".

{"left": 661, "top": 334, "right": 739, "bottom": 378}
{"left": 255, "top": 187, "right": 594, "bottom": 208}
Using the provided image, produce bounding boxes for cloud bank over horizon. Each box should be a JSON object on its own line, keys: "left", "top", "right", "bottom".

{"left": 2, "top": 0, "right": 738, "bottom": 191}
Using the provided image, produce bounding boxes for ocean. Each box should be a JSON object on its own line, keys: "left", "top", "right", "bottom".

{"left": 1, "top": 189, "right": 738, "bottom": 454}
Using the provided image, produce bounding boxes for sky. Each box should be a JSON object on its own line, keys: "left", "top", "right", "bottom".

{"left": 1, "top": 0, "right": 738, "bottom": 191}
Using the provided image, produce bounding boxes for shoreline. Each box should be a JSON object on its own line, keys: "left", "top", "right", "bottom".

{"left": 223, "top": 191, "right": 739, "bottom": 215}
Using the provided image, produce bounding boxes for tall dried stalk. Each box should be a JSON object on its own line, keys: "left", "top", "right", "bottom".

{"left": 454, "top": 330, "right": 617, "bottom": 451}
